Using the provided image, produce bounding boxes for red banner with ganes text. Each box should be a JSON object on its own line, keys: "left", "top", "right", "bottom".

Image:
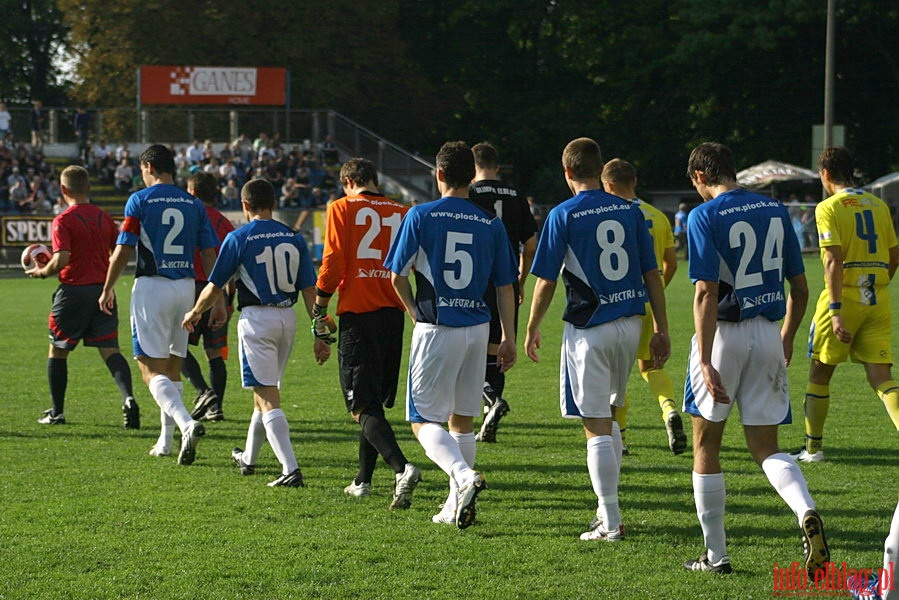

{"left": 139, "top": 66, "right": 287, "bottom": 106}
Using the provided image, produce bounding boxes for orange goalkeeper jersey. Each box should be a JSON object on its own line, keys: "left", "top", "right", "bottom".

{"left": 316, "top": 191, "right": 408, "bottom": 315}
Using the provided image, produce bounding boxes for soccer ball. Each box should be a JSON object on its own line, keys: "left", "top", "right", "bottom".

{"left": 21, "top": 243, "right": 52, "bottom": 273}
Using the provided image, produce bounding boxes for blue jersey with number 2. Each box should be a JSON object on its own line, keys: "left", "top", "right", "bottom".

{"left": 209, "top": 218, "right": 316, "bottom": 309}
{"left": 687, "top": 189, "right": 804, "bottom": 322}
{"left": 384, "top": 196, "right": 517, "bottom": 327}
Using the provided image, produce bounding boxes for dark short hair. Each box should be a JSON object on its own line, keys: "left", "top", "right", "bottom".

{"left": 436, "top": 141, "right": 475, "bottom": 189}
{"left": 472, "top": 142, "right": 498, "bottom": 170}
{"left": 139, "top": 144, "right": 176, "bottom": 176}
{"left": 686, "top": 142, "right": 736, "bottom": 185}
{"left": 562, "top": 137, "right": 603, "bottom": 180}
{"left": 187, "top": 171, "right": 218, "bottom": 205}
{"left": 60, "top": 165, "right": 89, "bottom": 196}
{"left": 601, "top": 158, "right": 636, "bottom": 187}
{"left": 241, "top": 178, "right": 275, "bottom": 212}
{"left": 339, "top": 158, "right": 378, "bottom": 187}
{"left": 818, "top": 146, "right": 853, "bottom": 184}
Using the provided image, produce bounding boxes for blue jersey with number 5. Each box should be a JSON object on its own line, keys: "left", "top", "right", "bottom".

{"left": 117, "top": 183, "right": 219, "bottom": 279}
{"left": 687, "top": 189, "right": 804, "bottom": 322}
{"left": 209, "top": 218, "right": 316, "bottom": 309}
{"left": 384, "top": 196, "right": 517, "bottom": 327}
{"left": 531, "top": 189, "right": 656, "bottom": 328}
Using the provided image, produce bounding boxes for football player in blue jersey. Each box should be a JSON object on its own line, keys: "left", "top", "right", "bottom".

{"left": 183, "top": 178, "right": 320, "bottom": 488}
{"left": 100, "top": 144, "right": 224, "bottom": 466}
{"left": 681, "top": 142, "right": 828, "bottom": 576}
{"left": 384, "top": 141, "right": 518, "bottom": 529}
{"left": 526, "top": 137, "right": 670, "bottom": 543}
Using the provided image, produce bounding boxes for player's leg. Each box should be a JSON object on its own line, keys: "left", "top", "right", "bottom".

{"left": 581, "top": 416, "right": 622, "bottom": 541}
{"left": 856, "top": 302, "right": 899, "bottom": 429}
{"left": 477, "top": 283, "right": 515, "bottom": 443}
{"left": 42, "top": 345, "right": 70, "bottom": 424}
{"left": 613, "top": 396, "right": 629, "bottom": 455}
{"left": 884, "top": 498, "right": 899, "bottom": 600}
{"left": 639, "top": 357, "right": 687, "bottom": 455}
{"left": 181, "top": 348, "right": 210, "bottom": 395}
{"left": 864, "top": 363, "right": 899, "bottom": 430}
{"left": 98, "top": 346, "right": 139, "bottom": 429}
{"left": 686, "top": 416, "right": 731, "bottom": 571}
{"left": 42, "top": 285, "right": 84, "bottom": 424}
{"left": 253, "top": 386, "right": 303, "bottom": 486}
{"left": 204, "top": 347, "right": 227, "bottom": 420}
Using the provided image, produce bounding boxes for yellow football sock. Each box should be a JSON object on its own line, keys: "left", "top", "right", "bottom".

{"left": 643, "top": 368, "right": 677, "bottom": 422}
{"left": 876, "top": 380, "right": 899, "bottom": 430}
{"left": 804, "top": 382, "right": 830, "bottom": 453}
{"left": 614, "top": 399, "right": 628, "bottom": 445}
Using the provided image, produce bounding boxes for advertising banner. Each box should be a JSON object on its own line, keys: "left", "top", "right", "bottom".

{"left": 139, "top": 66, "right": 287, "bottom": 106}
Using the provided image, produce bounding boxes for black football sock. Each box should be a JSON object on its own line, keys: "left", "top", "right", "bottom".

{"left": 48, "top": 357, "right": 67, "bottom": 415}
{"left": 485, "top": 356, "right": 505, "bottom": 399}
{"left": 180, "top": 351, "right": 208, "bottom": 394}
{"left": 359, "top": 406, "right": 408, "bottom": 474}
{"left": 208, "top": 356, "right": 227, "bottom": 407}
{"left": 355, "top": 434, "right": 379, "bottom": 485}
{"left": 104, "top": 352, "right": 134, "bottom": 401}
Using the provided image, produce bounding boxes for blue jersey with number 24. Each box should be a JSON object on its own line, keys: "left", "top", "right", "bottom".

{"left": 687, "top": 189, "right": 804, "bottom": 322}
{"left": 209, "top": 218, "right": 316, "bottom": 309}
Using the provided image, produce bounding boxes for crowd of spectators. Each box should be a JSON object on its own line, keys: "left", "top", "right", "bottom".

{"left": 91, "top": 133, "right": 344, "bottom": 210}
{"left": 0, "top": 137, "right": 61, "bottom": 214}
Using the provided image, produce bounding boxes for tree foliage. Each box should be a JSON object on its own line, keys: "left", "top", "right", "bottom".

{"left": 0, "top": 0, "right": 69, "bottom": 104}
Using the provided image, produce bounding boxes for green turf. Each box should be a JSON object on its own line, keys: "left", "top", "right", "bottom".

{"left": 0, "top": 257, "right": 895, "bottom": 599}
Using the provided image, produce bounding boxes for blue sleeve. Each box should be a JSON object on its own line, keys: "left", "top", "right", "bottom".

{"left": 687, "top": 206, "right": 718, "bottom": 283}
{"left": 384, "top": 207, "right": 420, "bottom": 275}
{"left": 208, "top": 232, "right": 240, "bottom": 288}
{"left": 530, "top": 206, "right": 566, "bottom": 281}
{"left": 116, "top": 194, "right": 141, "bottom": 246}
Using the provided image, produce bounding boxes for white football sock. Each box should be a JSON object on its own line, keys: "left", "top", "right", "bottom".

{"left": 148, "top": 374, "right": 192, "bottom": 433}
{"left": 587, "top": 435, "right": 620, "bottom": 532}
{"left": 157, "top": 406, "right": 174, "bottom": 449}
{"left": 693, "top": 471, "right": 727, "bottom": 564}
{"left": 450, "top": 431, "right": 476, "bottom": 469}
{"left": 762, "top": 453, "right": 815, "bottom": 522}
{"left": 417, "top": 422, "right": 472, "bottom": 486}
{"left": 243, "top": 409, "right": 265, "bottom": 465}
{"left": 262, "top": 408, "right": 298, "bottom": 475}
{"left": 610, "top": 421, "right": 623, "bottom": 470}
{"left": 884, "top": 498, "right": 899, "bottom": 600}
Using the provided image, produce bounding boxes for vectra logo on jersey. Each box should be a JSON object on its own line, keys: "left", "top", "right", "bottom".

{"left": 437, "top": 297, "right": 485, "bottom": 309}
{"left": 357, "top": 268, "right": 391, "bottom": 279}
{"left": 741, "top": 290, "right": 784, "bottom": 309}
{"left": 598, "top": 289, "right": 643, "bottom": 305}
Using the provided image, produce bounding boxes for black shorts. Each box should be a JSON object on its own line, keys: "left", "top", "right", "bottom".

{"left": 485, "top": 280, "right": 521, "bottom": 346}
{"left": 338, "top": 307, "right": 404, "bottom": 413}
{"left": 187, "top": 281, "right": 230, "bottom": 349}
{"left": 48, "top": 284, "right": 119, "bottom": 351}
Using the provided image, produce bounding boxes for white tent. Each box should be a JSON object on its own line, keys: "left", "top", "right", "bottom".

{"left": 737, "top": 160, "right": 819, "bottom": 189}
{"left": 865, "top": 172, "right": 899, "bottom": 204}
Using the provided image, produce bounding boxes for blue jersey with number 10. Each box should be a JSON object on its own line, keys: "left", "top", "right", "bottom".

{"left": 687, "top": 188, "right": 804, "bottom": 322}
{"left": 209, "top": 218, "right": 316, "bottom": 309}
{"left": 384, "top": 196, "right": 517, "bottom": 327}
{"left": 531, "top": 189, "right": 656, "bottom": 328}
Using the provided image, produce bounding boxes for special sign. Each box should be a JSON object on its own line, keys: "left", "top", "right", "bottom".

{"left": 140, "top": 66, "right": 287, "bottom": 106}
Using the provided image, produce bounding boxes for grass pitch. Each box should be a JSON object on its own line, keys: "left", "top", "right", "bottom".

{"left": 0, "top": 257, "right": 895, "bottom": 599}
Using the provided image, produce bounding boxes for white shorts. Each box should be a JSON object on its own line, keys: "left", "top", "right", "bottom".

{"left": 130, "top": 277, "right": 194, "bottom": 359}
{"left": 406, "top": 322, "right": 488, "bottom": 423}
{"left": 683, "top": 317, "right": 791, "bottom": 426}
{"left": 237, "top": 306, "right": 296, "bottom": 389}
{"left": 561, "top": 317, "right": 641, "bottom": 419}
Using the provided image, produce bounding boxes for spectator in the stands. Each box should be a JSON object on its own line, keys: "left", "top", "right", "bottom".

{"left": 114, "top": 158, "right": 133, "bottom": 193}
{"left": 187, "top": 140, "right": 204, "bottom": 165}
{"left": 221, "top": 178, "right": 239, "bottom": 209}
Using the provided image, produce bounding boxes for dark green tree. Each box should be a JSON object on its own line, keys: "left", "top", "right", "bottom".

{"left": 0, "top": 0, "right": 69, "bottom": 104}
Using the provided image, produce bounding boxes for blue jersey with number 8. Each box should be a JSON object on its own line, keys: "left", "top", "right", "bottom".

{"left": 687, "top": 189, "right": 804, "bottom": 322}
{"left": 209, "top": 218, "right": 316, "bottom": 309}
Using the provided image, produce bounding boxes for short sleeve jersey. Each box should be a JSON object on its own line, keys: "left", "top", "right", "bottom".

{"left": 52, "top": 203, "right": 118, "bottom": 285}
{"left": 192, "top": 205, "right": 235, "bottom": 281}
{"left": 117, "top": 183, "right": 218, "bottom": 279}
{"left": 384, "top": 196, "right": 517, "bottom": 327}
{"left": 815, "top": 188, "right": 897, "bottom": 300}
{"left": 316, "top": 192, "right": 408, "bottom": 315}
{"left": 687, "top": 189, "right": 804, "bottom": 322}
{"left": 469, "top": 179, "right": 537, "bottom": 259}
{"left": 209, "top": 218, "right": 316, "bottom": 309}
{"left": 531, "top": 189, "right": 656, "bottom": 328}
{"left": 632, "top": 198, "right": 675, "bottom": 276}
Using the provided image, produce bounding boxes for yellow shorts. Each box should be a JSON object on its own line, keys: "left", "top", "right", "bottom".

{"left": 636, "top": 306, "right": 653, "bottom": 362}
{"left": 807, "top": 287, "right": 893, "bottom": 365}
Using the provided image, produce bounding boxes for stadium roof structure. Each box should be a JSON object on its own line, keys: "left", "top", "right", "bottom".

{"left": 736, "top": 160, "right": 819, "bottom": 189}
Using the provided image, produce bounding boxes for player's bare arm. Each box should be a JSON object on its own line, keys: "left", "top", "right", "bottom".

{"left": 182, "top": 281, "right": 223, "bottom": 331}
{"left": 390, "top": 272, "right": 417, "bottom": 322}
{"left": 781, "top": 273, "right": 809, "bottom": 367}
{"left": 643, "top": 269, "right": 671, "bottom": 368}
{"left": 28, "top": 249, "right": 69, "bottom": 279}
{"left": 518, "top": 235, "right": 537, "bottom": 304}
{"left": 200, "top": 246, "right": 228, "bottom": 329}
{"left": 495, "top": 283, "right": 517, "bottom": 372}
{"left": 99, "top": 244, "right": 132, "bottom": 315}
{"left": 525, "top": 277, "right": 556, "bottom": 363}
{"left": 822, "top": 245, "right": 852, "bottom": 344}
{"left": 694, "top": 279, "right": 729, "bottom": 404}
{"left": 661, "top": 246, "right": 677, "bottom": 288}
